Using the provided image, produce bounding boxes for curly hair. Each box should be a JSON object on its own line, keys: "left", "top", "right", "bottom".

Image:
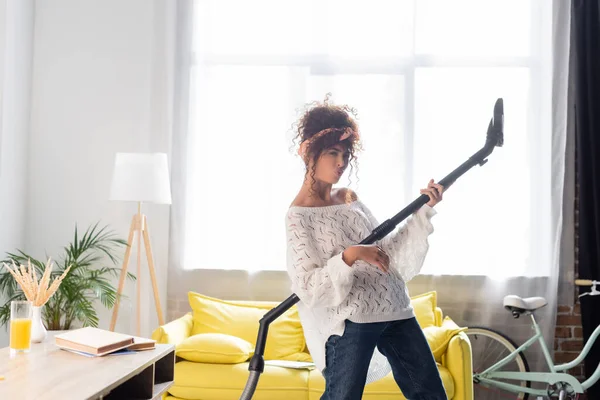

{"left": 291, "top": 94, "right": 363, "bottom": 196}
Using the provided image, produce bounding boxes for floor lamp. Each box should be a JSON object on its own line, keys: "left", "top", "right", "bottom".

{"left": 108, "top": 153, "right": 172, "bottom": 335}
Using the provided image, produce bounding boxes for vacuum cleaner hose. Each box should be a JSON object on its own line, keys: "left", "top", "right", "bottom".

{"left": 239, "top": 371, "right": 260, "bottom": 400}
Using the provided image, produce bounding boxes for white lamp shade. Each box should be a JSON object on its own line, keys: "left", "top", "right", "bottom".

{"left": 109, "top": 153, "right": 172, "bottom": 204}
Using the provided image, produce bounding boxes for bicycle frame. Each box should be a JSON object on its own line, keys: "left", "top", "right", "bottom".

{"left": 474, "top": 313, "right": 600, "bottom": 396}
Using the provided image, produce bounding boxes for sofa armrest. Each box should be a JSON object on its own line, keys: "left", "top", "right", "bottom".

{"left": 151, "top": 312, "right": 193, "bottom": 346}
{"left": 444, "top": 331, "right": 473, "bottom": 400}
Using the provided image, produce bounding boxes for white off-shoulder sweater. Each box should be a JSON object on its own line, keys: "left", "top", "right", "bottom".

{"left": 285, "top": 199, "right": 436, "bottom": 384}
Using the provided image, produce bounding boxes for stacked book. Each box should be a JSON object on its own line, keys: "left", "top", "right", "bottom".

{"left": 54, "top": 327, "right": 156, "bottom": 357}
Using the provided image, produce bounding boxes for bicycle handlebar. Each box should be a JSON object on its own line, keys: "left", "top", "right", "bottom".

{"left": 577, "top": 279, "right": 600, "bottom": 299}
{"left": 575, "top": 279, "right": 595, "bottom": 286}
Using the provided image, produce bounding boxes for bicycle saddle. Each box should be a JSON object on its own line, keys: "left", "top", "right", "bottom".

{"left": 503, "top": 295, "right": 548, "bottom": 316}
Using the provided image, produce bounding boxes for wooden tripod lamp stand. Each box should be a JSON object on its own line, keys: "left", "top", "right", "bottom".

{"left": 108, "top": 153, "right": 172, "bottom": 335}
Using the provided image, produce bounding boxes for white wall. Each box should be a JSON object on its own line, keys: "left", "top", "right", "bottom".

{"left": 0, "top": 0, "right": 35, "bottom": 347}
{"left": 26, "top": 0, "right": 172, "bottom": 338}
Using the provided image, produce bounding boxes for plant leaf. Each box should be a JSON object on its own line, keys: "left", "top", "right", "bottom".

{"left": 0, "top": 222, "right": 128, "bottom": 330}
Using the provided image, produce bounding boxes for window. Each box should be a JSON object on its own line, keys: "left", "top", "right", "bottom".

{"left": 184, "top": 0, "right": 552, "bottom": 277}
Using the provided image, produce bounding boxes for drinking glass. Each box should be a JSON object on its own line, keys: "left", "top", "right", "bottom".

{"left": 10, "top": 300, "right": 32, "bottom": 354}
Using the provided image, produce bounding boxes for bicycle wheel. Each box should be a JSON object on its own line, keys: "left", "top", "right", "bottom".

{"left": 466, "top": 326, "right": 531, "bottom": 400}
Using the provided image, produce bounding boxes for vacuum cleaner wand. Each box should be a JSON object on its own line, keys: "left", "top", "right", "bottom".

{"left": 238, "top": 98, "right": 504, "bottom": 400}
{"left": 361, "top": 97, "right": 503, "bottom": 243}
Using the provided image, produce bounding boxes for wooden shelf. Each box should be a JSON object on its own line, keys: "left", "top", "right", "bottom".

{"left": 151, "top": 381, "right": 173, "bottom": 400}
{"left": 105, "top": 349, "right": 175, "bottom": 400}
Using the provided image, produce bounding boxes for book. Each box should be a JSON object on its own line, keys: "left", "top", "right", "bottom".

{"left": 127, "top": 336, "right": 156, "bottom": 351}
{"left": 55, "top": 327, "right": 134, "bottom": 356}
{"left": 60, "top": 347, "right": 138, "bottom": 358}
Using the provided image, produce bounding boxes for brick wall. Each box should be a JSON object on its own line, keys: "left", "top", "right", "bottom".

{"left": 552, "top": 141, "right": 587, "bottom": 397}
{"left": 555, "top": 303, "right": 585, "bottom": 381}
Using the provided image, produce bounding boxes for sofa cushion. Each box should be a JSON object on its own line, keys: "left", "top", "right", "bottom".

{"left": 188, "top": 291, "right": 305, "bottom": 360}
{"left": 410, "top": 291, "right": 438, "bottom": 328}
{"left": 169, "top": 361, "right": 309, "bottom": 400}
{"left": 423, "top": 316, "right": 468, "bottom": 362}
{"left": 307, "top": 364, "right": 455, "bottom": 400}
{"left": 176, "top": 333, "right": 253, "bottom": 364}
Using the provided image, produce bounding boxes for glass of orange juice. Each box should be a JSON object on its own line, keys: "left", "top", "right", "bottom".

{"left": 10, "top": 300, "right": 32, "bottom": 354}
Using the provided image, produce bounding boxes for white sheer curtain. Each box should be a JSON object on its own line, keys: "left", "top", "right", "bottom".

{"left": 170, "top": 1, "right": 571, "bottom": 393}
{"left": 182, "top": 0, "right": 554, "bottom": 277}
{"left": 408, "top": 2, "right": 571, "bottom": 393}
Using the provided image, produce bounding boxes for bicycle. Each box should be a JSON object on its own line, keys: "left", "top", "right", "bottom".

{"left": 465, "top": 279, "right": 600, "bottom": 400}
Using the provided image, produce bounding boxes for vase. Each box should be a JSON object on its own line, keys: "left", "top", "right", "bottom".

{"left": 31, "top": 306, "right": 48, "bottom": 343}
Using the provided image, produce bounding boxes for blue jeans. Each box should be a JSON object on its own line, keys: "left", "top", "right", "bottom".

{"left": 321, "top": 318, "right": 447, "bottom": 400}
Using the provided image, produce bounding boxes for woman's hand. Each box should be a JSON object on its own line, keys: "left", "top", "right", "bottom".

{"left": 342, "top": 245, "right": 390, "bottom": 273}
{"left": 420, "top": 179, "right": 444, "bottom": 207}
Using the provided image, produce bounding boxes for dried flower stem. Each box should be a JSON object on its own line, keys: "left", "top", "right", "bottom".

{"left": 2, "top": 258, "right": 71, "bottom": 307}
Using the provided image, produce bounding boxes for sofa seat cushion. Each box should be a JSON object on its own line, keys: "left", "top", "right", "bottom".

{"left": 168, "top": 361, "right": 309, "bottom": 400}
{"left": 307, "top": 364, "right": 455, "bottom": 400}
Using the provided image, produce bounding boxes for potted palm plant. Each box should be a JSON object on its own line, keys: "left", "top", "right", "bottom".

{"left": 0, "top": 222, "right": 135, "bottom": 331}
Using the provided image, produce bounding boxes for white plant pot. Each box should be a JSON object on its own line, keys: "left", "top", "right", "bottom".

{"left": 31, "top": 306, "right": 48, "bottom": 343}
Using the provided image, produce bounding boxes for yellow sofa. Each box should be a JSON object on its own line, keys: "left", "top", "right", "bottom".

{"left": 152, "top": 291, "right": 473, "bottom": 400}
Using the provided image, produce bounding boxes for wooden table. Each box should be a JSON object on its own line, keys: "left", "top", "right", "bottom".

{"left": 0, "top": 332, "right": 175, "bottom": 400}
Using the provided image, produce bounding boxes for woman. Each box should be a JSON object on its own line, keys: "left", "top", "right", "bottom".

{"left": 286, "top": 96, "right": 447, "bottom": 400}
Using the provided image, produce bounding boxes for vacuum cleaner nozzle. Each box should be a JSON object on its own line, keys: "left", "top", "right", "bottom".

{"left": 487, "top": 98, "right": 504, "bottom": 148}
